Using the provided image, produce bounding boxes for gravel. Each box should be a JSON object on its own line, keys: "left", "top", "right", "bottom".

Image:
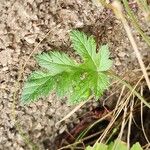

{"left": 0, "top": 0, "right": 149, "bottom": 150}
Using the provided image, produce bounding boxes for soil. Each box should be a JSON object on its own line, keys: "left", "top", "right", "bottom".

{"left": 0, "top": 0, "right": 150, "bottom": 150}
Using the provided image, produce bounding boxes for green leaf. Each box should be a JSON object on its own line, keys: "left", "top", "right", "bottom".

{"left": 98, "top": 45, "right": 113, "bottom": 71}
{"left": 55, "top": 72, "right": 71, "bottom": 97}
{"left": 86, "top": 143, "right": 108, "bottom": 150}
{"left": 69, "top": 76, "right": 91, "bottom": 103}
{"left": 21, "top": 71, "right": 54, "bottom": 103}
{"left": 92, "top": 72, "right": 110, "bottom": 99}
{"left": 131, "top": 143, "right": 143, "bottom": 150}
{"left": 108, "top": 140, "right": 127, "bottom": 150}
{"left": 70, "top": 30, "right": 97, "bottom": 70}
{"left": 21, "top": 30, "right": 113, "bottom": 104}
{"left": 36, "top": 51, "right": 77, "bottom": 75}
{"left": 86, "top": 140, "right": 143, "bottom": 150}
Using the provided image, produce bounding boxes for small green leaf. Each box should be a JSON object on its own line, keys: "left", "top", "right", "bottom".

{"left": 36, "top": 51, "right": 77, "bottom": 75}
{"left": 70, "top": 30, "right": 97, "bottom": 70}
{"left": 108, "top": 140, "right": 127, "bottom": 150}
{"left": 93, "top": 72, "right": 110, "bottom": 99}
{"left": 86, "top": 143, "right": 108, "bottom": 150}
{"left": 21, "top": 71, "right": 54, "bottom": 103}
{"left": 98, "top": 45, "right": 113, "bottom": 71}
{"left": 131, "top": 143, "right": 143, "bottom": 150}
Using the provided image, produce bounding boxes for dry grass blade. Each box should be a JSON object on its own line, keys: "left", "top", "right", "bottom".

{"left": 112, "top": 0, "right": 150, "bottom": 91}
{"left": 118, "top": 105, "right": 127, "bottom": 140}
{"left": 58, "top": 112, "right": 112, "bottom": 150}
{"left": 135, "top": 0, "right": 150, "bottom": 21}
{"left": 113, "top": 85, "right": 125, "bottom": 116}
{"left": 55, "top": 98, "right": 91, "bottom": 126}
{"left": 95, "top": 68, "right": 146, "bottom": 145}
{"left": 140, "top": 86, "right": 150, "bottom": 149}
{"left": 123, "top": 0, "right": 150, "bottom": 47}
{"left": 127, "top": 98, "right": 134, "bottom": 149}
{"left": 95, "top": 91, "right": 130, "bottom": 144}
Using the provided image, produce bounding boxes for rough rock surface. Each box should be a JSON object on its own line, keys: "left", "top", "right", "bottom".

{"left": 0, "top": 0, "right": 149, "bottom": 150}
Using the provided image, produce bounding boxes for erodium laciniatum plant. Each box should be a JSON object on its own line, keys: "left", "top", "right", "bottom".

{"left": 21, "top": 30, "right": 113, "bottom": 104}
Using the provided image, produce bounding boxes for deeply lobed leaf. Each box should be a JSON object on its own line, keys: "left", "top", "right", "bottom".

{"left": 21, "top": 30, "right": 113, "bottom": 104}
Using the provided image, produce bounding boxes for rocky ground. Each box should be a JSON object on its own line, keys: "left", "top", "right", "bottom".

{"left": 0, "top": 0, "right": 150, "bottom": 150}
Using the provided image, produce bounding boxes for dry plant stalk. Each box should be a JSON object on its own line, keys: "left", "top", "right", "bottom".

{"left": 111, "top": 0, "right": 150, "bottom": 90}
